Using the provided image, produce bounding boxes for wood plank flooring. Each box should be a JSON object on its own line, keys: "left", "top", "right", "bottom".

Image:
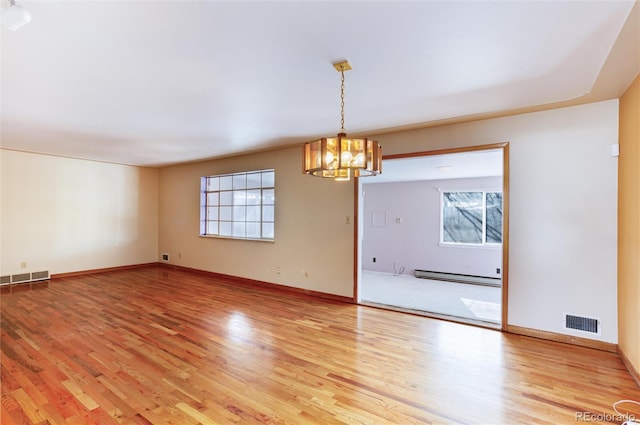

{"left": 1, "top": 265, "right": 639, "bottom": 424}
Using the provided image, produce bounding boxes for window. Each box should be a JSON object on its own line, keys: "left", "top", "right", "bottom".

{"left": 200, "top": 169, "right": 275, "bottom": 240}
{"left": 441, "top": 191, "right": 502, "bottom": 245}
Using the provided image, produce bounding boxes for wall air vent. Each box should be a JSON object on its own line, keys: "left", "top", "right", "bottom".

{"left": 11, "top": 273, "right": 31, "bottom": 284}
{"left": 564, "top": 314, "right": 599, "bottom": 334}
{"left": 0, "top": 271, "right": 51, "bottom": 286}
{"left": 31, "top": 271, "right": 50, "bottom": 281}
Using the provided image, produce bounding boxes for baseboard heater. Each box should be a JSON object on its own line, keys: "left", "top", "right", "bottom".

{"left": 414, "top": 270, "right": 501, "bottom": 287}
{"left": 0, "top": 271, "right": 50, "bottom": 286}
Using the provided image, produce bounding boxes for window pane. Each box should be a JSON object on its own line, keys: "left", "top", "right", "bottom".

{"left": 220, "top": 206, "right": 232, "bottom": 221}
{"left": 233, "top": 206, "right": 246, "bottom": 221}
{"left": 207, "top": 207, "right": 219, "bottom": 220}
{"left": 206, "top": 192, "right": 219, "bottom": 206}
{"left": 246, "top": 222, "right": 260, "bottom": 238}
{"left": 262, "top": 222, "right": 274, "bottom": 239}
{"left": 485, "top": 192, "right": 503, "bottom": 243}
{"left": 232, "top": 222, "right": 245, "bottom": 237}
{"left": 220, "top": 175, "right": 233, "bottom": 190}
{"left": 262, "top": 171, "right": 274, "bottom": 188}
{"left": 233, "top": 190, "right": 247, "bottom": 206}
{"left": 207, "top": 177, "right": 219, "bottom": 192}
{"left": 443, "top": 192, "right": 483, "bottom": 244}
{"left": 246, "top": 172, "right": 261, "bottom": 189}
{"left": 233, "top": 174, "right": 246, "bottom": 190}
{"left": 262, "top": 189, "right": 275, "bottom": 205}
{"left": 246, "top": 205, "right": 260, "bottom": 221}
{"left": 206, "top": 221, "right": 219, "bottom": 235}
{"left": 262, "top": 205, "right": 274, "bottom": 222}
{"left": 246, "top": 189, "right": 261, "bottom": 205}
{"left": 220, "top": 221, "right": 232, "bottom": 236}
{"left": 220, "top": 191, "right": 233, "bottom": 205}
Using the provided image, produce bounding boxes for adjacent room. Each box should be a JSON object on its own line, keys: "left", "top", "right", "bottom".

{"left": 1, "top": 1, "right": 639, "bottom": 424}
{"left": 358, "top": 148, "right": 505, "bottom": 326}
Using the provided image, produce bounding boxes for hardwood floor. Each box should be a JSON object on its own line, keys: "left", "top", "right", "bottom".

{"left": 1, "top": 266, "right": 638, "bottom": 424}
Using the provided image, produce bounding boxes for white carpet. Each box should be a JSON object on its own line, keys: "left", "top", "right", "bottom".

{"left": 360, "top": 270, "right": 501, "bottom": 323}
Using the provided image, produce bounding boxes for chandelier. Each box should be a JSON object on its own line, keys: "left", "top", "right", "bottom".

{"left": 303, "top": 61, "right": 382, "bottom": 181}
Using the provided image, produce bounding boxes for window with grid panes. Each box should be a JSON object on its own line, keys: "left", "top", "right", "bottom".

{"left": 200, "top": 169, "right": 274, "bottom": 240}
{"left": 441, "top": 191, "right": 502, "bottom": 245}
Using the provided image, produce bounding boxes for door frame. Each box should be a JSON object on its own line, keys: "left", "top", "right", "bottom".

{"left": 353, "top": 142, "right": 510, "bottom": 330}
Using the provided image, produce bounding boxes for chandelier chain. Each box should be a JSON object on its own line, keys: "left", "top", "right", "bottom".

{"left": 340, "top": 66, "right": 345, "bottom": 133}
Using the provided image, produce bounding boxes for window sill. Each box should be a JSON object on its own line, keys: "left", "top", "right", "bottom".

{"left": 199, "top": 235, "right": 275, "bottom": 243}
{"left": 438, "top": 242, "right": 501, "bottom": 250}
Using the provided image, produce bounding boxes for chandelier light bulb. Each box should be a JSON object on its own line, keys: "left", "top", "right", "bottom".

{"left": 325, "top": 152, "right": 335, "bottom": 165}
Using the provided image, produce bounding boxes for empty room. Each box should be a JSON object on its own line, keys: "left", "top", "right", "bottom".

{"left": 1, "top": 1, "right": 639, "bottom": 424}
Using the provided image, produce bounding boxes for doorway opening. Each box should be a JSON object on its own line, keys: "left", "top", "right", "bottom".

{"left": 355, "top": 144, "right": 509, "bottom": 329}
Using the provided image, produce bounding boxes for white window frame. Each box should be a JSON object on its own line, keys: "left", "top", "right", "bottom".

{"left": 200, "top": 169, "right": 275, "bottom": 241}
{"left": 439, "top": 190, "right": 502, "bottom": 247}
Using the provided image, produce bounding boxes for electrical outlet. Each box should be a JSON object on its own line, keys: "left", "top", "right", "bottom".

{"left": 20, "top": 262, "right": 27, "bottom": 269}
{"left": 496, "top": 267, "right": 501, "bottom": 274}
{"left": 373, "top": 257, "right": 376, "bottom": 263}
{"left": 276, "top": 266, "right": 281, "bottom": 275}
{"left": 161, "top": 253, "right": 169, "bottom": 261}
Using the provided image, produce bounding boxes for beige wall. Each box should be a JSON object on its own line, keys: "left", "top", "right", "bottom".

{"left": 159, "top": 100, "right": 619, "bottom": 343}
{"left": 158, "top": 147, "right": 355, "bottom": 297}
{"left": 0, "top": 150, "right": 159, "bottom": 275}
{"left": 374, "top": 100, "right": 619, "bottom": 342}
{"left": 618, "top": 73, "right": 640, "bottom": 374}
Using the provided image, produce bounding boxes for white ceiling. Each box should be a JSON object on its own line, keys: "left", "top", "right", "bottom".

{"left": 1, "top": 1, "right": 639, "bottom": 167}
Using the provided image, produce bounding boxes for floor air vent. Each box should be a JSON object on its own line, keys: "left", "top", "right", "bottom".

{"left": 565, "top": 314, "right": 599, "bottom": 334}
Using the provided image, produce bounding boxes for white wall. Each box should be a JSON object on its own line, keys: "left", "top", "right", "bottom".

{"left": 362, "top": 177, "right": 503, "bottom": 277}
{"left": 0, "top": 150, "right": 159, "bottom": 275}
{"left": 376, "top": 100, "right": 619, "bottom": 343}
